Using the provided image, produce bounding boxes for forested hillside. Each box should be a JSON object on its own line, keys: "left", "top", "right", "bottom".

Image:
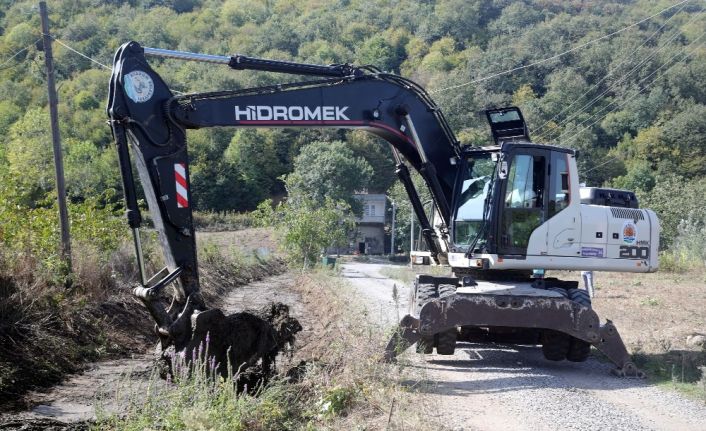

{"left": 1, "top": 0, "right": 705, "bottom": 258}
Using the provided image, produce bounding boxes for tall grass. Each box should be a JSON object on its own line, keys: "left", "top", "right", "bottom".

{"left": 659, "top": 217, "right": 706, "bottom": 273}
{"left": 192, "top": 211, "right": 256, "bottom": 232}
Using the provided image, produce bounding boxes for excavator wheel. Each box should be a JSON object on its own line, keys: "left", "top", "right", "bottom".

{"left": 541, "top": 287, "right": 571, "bottom": 361}
{"left": 414, "top": 282, "right": 436, "bottom": 354}
{"left": 566, "top": 288, "right": 592, "bottom": 362}
{"left": 435, "top": 284, "right": 458, "bottom": 355}
{"left": 541, "top": 330, "right": 571, "bottom": 361}
{"left": 413, "top": 281, "right": 458, "bottom": 355}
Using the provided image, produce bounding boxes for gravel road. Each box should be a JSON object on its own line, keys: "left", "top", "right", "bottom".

{"left": 341, "top": 261, "right": 706, "bottom": 431}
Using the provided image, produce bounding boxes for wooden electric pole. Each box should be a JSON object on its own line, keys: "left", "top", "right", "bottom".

{"left": 39, "top": 1, "right": 72, "bottom": 273}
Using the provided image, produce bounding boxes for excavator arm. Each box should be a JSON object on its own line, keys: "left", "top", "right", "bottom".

{"left": 107, "top": 41, "right": 460, "bottom": 365}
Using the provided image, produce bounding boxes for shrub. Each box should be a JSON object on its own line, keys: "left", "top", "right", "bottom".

{"left": 271, "top": 198, "right": 356, "bottom": 269}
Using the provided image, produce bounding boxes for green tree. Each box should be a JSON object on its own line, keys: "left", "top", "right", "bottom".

{"left": 225, "top": 129, "right": 290, "bottom": 203}
{"left": 283, "top": 140, "right": 373, "bottom": 214}
{"left": 4, "top": 108, "right": 53, "bottom": 205}
{"left": 274, "top": 197, "right": 355, "bottom": 269}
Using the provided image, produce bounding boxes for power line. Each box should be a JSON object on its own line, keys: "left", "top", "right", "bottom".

{"left": 581, "top": 154, "right": 623, "bottom": 175}
{"left": 0, "top": 38, "right": 42, "bottom": 71}
{"left": 47, "top": 35, "right": 186, "bottom": 95}
{"left": 537, "top": 8, "right": 704, "bottom": 142}
{"left": 48, "top": 35, "right": 111, "bottom": 70}
{"left": 429, "top": 0, "right": 692, "bottom": 95}
{"left": 564, "top": 32, "right": 705, "bottom": 150}
{"left": 533, "top": 1, "right": 696, "bottom": 139}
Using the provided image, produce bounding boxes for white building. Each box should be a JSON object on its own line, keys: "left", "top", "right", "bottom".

{"left": 352, "top": 193, "right": 387, "bottom": 254}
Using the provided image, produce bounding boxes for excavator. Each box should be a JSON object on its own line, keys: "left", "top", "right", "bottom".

{"left": 107, "top": 41, "right": 659, "bottom": 379}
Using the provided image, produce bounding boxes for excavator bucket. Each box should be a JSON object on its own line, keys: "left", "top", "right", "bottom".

{"left": 383, "top": 291, "right": 644, "bottom": 378}
{"left": 152, "top": 294, "right": 302, "bottom": 391}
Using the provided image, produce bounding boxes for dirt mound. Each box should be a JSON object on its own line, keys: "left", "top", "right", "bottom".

{"left": 159, "top": 302, "right": 302, "bottom": 393}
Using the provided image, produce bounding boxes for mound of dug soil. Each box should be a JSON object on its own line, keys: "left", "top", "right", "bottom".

{"left": 158, "top": 302, "right": 302, "bottom": 393}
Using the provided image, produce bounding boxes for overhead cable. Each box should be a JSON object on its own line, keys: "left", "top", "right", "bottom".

{"left": 0, "top": 38, "right": 42, "bottom": 70}
{"left": 564, "top": 32, "right": 705, "bottom": 149}
{"left": 48, "top": 35, "right": 111, "bottom": 70}
{"left": 48, "top": 35, "right": 186, "bottom": 95}
{"left": 429, "top": 0, "right": 692, "bottom": 95}
{"left": 533, "top": 1, "right": 696, "bottom": 139}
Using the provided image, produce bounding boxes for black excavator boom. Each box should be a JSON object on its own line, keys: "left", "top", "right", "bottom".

{"left": 107, "top": 41, "right": 461, "bottom": 380}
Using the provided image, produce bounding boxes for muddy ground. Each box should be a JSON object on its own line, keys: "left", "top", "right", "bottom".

{"left": 0, "top": 271, "right": 316, "bottom": 426}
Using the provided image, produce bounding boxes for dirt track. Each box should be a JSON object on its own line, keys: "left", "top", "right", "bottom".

{"left": 0, "top": 272, "right": 304, "bottom": 425}
{"left": 341, "top": 261, "right": 706, "bottom": 431}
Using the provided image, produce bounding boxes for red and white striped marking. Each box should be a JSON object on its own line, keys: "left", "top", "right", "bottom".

{"left": 174, "top": 163, "right": 189, "bottom": 208}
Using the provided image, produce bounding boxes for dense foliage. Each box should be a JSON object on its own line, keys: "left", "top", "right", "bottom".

{"left": 1, "top": 0, "right": 705, "bottom": 264}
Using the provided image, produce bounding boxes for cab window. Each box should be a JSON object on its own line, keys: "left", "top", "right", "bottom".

{"left": 549, "top": 153, "right": 570, "bottom": 217}
{"left": 501, "top": 154, "right": 545, "bottom": 251}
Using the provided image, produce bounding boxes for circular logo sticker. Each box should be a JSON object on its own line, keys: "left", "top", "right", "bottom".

{"left": 622, "top": 221, "right": 637, "bottom": 244}
{"left": 123, "top": 70, "right": 154, "bottom": 103}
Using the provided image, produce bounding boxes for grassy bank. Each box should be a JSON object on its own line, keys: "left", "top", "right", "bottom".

{"left": 98, "top": 269, "right": 437, "bottom": 430}
{"left": 0, "top": 230, "right": 287, "bottom": 410}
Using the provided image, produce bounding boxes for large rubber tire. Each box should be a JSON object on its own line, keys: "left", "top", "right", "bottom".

{"left": 435, "top": 284, "right": 458, "bottom": 355}
{"left": 414, "top": 281, "right": 458, "bottom": 355}
{"left": 541, "top": 330, "right": 571, "bottom": 361}
{"left": 414, "top": 282, "right": 436, "bottom": 354}
{"left": 541, "top": 287, "right": 570, "bottom": 361}
{"left": 566, "top": 288, "right": 592, "bottom": 362}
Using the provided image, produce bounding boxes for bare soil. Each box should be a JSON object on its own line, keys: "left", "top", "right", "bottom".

{"left": 552, "top": 270, "right": 706, "bottom": 353}
{"left": 0, "top": 271, "right": 310, "bottom": 426}
{"left": 0, "top": 229, "right": 293, "bottom": 426}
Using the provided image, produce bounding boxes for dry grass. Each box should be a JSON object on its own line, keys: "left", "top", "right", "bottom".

{"left": 284, "top": 270, "right": 442, "bottom": 430}
{"left": 550, "top": 269, "right": 706, "bottom": 353}
{"left": 196, "top": 228, "right": 278, "bottom": 256}
{"left": 0, "top": 245, "right": 154, "bottom": 408}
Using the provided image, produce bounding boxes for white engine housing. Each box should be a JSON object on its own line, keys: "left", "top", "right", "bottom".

{"left": 449, "top": 205, "right": 660, "bottom": 273}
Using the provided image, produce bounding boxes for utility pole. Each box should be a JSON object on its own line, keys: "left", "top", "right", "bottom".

{"left": 390, "top": 201, "right": 396, "bottom": 255}
{"left": 39, "top": 1, "right": 72, "bottom": 273}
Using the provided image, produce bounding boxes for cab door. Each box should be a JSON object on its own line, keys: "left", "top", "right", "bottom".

{"left": 546, "top": 151, "right": 581, "bottom": 257}
{"left": 497, "top": 149, "right": 549, "bottom": 256}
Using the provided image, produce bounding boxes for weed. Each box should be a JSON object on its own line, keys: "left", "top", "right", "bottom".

{"left": 640, "top": 297, "right": 660, "bottom": 306}
{"left": 192, "top": 211, "right": 256, "bottom": 232}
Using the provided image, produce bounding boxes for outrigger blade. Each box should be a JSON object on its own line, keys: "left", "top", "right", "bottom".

{"left": 383, "top": 293, "right": 644, "bottom": 378}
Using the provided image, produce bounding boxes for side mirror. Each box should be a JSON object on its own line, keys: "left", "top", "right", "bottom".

{"left": 498, "top": 160, "right": 508, "bottom": 179}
